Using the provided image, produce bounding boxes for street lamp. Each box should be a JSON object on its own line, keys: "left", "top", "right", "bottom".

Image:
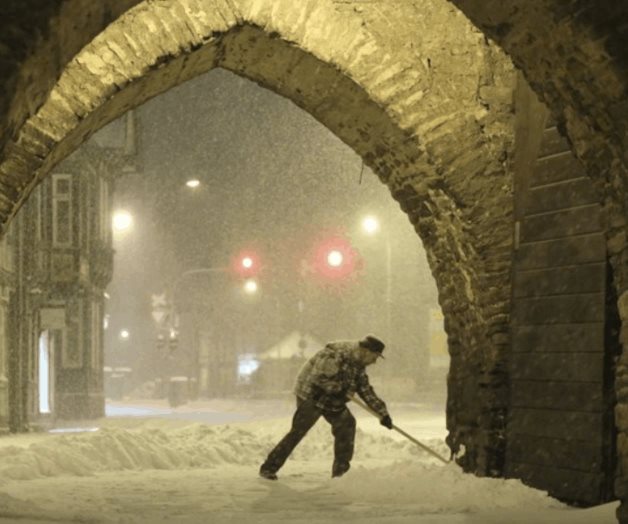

{"left": 243, "top": 278, "right": 258, "bottom": 295}
{"left": 112, "top": 210, "right": 133, "bottom": 232}
{"left": 186, "top": 179, "right": 200, "bottom": 189}
{"left": 361, "top": 215, "right": 380, "bottom": 235}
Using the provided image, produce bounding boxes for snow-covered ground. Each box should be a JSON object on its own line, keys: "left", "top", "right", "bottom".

{"left": 0, "top": 399, "right": 618, "bottom": 523}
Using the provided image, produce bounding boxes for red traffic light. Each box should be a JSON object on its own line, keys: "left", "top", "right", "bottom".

{"left": 311, "top": 234, "right": 361, "bottom": 281}
{"left": 232, "top": 250, "right": 261, "bottom": 278}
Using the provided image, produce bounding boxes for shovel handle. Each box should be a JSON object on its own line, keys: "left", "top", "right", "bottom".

{"left": 349, "top": 396, "right": 450, "bottom": 464}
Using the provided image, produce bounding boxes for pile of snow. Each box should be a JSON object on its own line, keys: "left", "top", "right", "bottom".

{"left": 333, "top": 461, "right": 563, "bottom": 513}
{"left": 0, "top": 418, "right": 562, "bottom": 515}
{"left": 0, "top": 424, "right": 275, "bottom": 482}
{"left": 0, "top": 492, "right": 45, "bottom": 517}
{"left": 0, "top": 421, "right": 436, "bottom": 483}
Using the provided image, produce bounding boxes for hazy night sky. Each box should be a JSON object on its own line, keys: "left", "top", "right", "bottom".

{"left": 104, "top": 68, "right": 440, "bottom": 389}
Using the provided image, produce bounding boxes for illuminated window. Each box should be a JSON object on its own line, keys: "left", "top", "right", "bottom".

{"left": 237, "top": 354, "right": 260, "bottom": 384}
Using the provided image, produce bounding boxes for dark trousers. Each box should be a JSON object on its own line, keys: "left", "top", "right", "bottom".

{"left": 261, "top": 397, "right": 356, "bottom": 475}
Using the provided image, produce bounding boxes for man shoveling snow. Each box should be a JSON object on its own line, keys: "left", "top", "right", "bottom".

{"left": 259, "top": 335, "right": 392, "bottom": 480}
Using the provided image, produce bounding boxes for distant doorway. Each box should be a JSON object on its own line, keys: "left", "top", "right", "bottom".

{"left": 38, "top": 330, "right": 54, "bottom": 414}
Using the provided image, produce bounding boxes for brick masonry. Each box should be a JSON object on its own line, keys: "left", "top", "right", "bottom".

{"left": 447, "top": 2, "right": 628, "bottom": 519}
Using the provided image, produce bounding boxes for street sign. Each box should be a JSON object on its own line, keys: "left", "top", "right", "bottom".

{"left": 151, "top": 310, "right": 168, "bottom": 325}
{"left": 151, "top": 293, "right": 167, "bottom": 308}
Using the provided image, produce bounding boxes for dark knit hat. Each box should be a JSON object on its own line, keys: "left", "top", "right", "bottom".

{"left": 359, "top": 335, "right": 385, "bottom": 357}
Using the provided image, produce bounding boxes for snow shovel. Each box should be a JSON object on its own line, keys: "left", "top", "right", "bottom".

{"left": 350, "top": 395, "right": 450, "bottom": 464}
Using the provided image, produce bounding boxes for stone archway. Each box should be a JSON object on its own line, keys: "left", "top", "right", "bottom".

{"left": 446, "top": 2, "right": 628, "bottom": 518}
{"left": 0, "top": 0, "right": 516, "bottom": 477}
{"left": 447, "top": 1, "right": 628, "bottom": 293}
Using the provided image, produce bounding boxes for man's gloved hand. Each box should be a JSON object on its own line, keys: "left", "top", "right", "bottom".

{"left": 380, "top": 415, "right": 393, "bottom": 430}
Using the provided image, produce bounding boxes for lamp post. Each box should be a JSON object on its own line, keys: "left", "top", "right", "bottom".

{"left": 361, "top": 215, "right": 392, "bottom": 343}
{"left": 162, "top": 263, "right": 260, "bottom": 396}
{"left": 168, "top": 265, "right": 259, "bottom": 315}
{"left": 170, "top": 267, "right": 228, "bottom": 298}
{"left": 160, "top": 267, "right": 228, "bottom": 400}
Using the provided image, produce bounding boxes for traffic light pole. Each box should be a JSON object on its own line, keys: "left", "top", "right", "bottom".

{"left": 170, "top": 267, "right": 228, "bottom": 298}
{"left": 163, "top": 267, "right": 229, "bottom": 392}
{"left": 168, "top": 267, "right": 229, "bottom": 325}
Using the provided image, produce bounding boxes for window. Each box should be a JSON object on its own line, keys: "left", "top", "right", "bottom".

{"left": 99, "top": 178, "right": 110, "bottom": 241}
{"left": 52, "top": 174, "right": 73, "bottom": 247}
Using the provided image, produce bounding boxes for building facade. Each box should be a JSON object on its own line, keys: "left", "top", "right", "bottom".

{"left": 5, "top": 109, "right": 139, "bottom": 430}
{"left": 7, "top": 144, "right": 116, "bottom": 428}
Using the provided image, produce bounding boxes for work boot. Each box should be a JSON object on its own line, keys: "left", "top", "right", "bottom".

{"left": 259, "top": 467, "right": 278, "bottom": 480}
{"left": 331, "top": 461, "right": 350, "bottom": 478}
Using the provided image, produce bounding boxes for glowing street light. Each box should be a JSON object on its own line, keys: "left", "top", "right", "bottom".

{"left": 186, "top": 179, "right": 200, "bottom": 189}
{"left": 112, "top": 210, "right": 133, "bottom": 232}
{"left": 362, "top": 215, "right": 380, "bottom": 235}
{"left": 327, "top": 249, "right": 344, "bottom": 268}
{"left": 243, "top": 279, "right": 258, "bottom": 294}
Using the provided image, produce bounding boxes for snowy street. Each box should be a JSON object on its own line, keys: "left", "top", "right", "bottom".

{"left": 0, "top": 399, "right": 618, "bottom": 523}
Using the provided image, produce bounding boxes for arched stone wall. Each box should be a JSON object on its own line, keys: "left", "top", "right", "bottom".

{"left": 0, "top": 0, "right": 516, "bottom": 476}
{"left": 446, "top": 1, "right": 628, "bottom": 515}
{"left": 447, "top": 1, "right": 628, "bottom": 282}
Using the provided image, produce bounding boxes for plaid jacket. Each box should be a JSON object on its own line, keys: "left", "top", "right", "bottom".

{"left": 294, "top": 340, "right": 388, "bottom": 417}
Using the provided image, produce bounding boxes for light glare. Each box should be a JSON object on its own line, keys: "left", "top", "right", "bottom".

{"left": 243, "top": 279, "right": 258, "bottom": 294}
{"left": 327, "top": 250, "right": 343, "bottom": 267}
{"left": 362, "top": 215, "right": 380, "bottom": 235}
{"left": 112, "top": 210, "right": 133, "bottom": 231}
{"left": 186, "top": 179, "right": 200, "bottom": 188}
